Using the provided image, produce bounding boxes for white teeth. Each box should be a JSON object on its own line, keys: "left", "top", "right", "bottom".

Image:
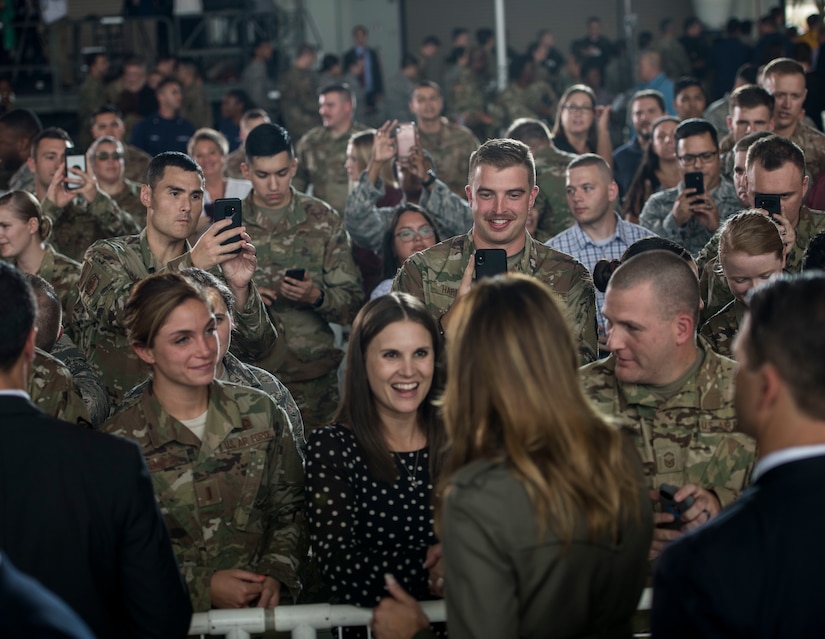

{"left": 392, "top": 383, "right": 418, "bottom": 391}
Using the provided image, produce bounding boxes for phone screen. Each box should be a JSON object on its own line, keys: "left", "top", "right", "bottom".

{"left": 395, "top": 123, "right": 417, "bottom": 161}
{"left": 65, "top": 148, "right": 87, "bottom": 191}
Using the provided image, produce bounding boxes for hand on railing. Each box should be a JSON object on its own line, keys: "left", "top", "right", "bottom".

{"left": 371, "top": 574, "right": 431, "bottom": 639}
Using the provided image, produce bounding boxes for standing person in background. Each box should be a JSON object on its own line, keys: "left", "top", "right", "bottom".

{"left": 635, "top": 51, "right": 677, "bottom": 116}
{"left": 77, "top": 52, "right": 110, "bottom": 147}
{"left": 345, "top": 26, "right": 384, "bottom": 118}
{"left": 177, "top": 58, "right": 212, "bottom": 130}
{"left": 242, "top": 39, "right": 276, "bottom": 115}
{"left": 280, "top": 44, "right": 321, "bottom": 141}
{"left": 130, "top": 77, "right": 196, "bottom": 156}
{"left": 218, "top": 89, "right": 254, "bottom": 152}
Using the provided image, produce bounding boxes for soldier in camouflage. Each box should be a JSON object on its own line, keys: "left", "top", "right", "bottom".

{"left": 89, "top": 106, "right": 152, "bottom": 185}
{"left": 280, "top": 44, "right": 322, "bottom": 142}
{"left": 239, "top": 123, "right": 363, "bottom": 430}
{"left": 72, "top": 152, "right": 278, "bottom": 406}
{"left": 88, "top": 136, "right": 146, "bottom": 227}
{"left": 103, "top": 273, "right": 306, "bottom": 612}
{"left": 294, "top": 84, "right": 368, "bottom": 215}
{"left": 29, "top": 348, "right": 92, "bottom": 427}
{"left": 506, "top": 118, "right": 577, "bottom": 242}
{"left": 393, "top": 138, "right": 598, "bottom": 364}
{"left": 77, "top": 53, "right": 109, "bottom": 147}
{"left": 579, "top": 251, "right": 755, "bottom": 560}
{"left": 447, "top": 48, "right": 495, "bottom": 141}
{"left": 226, "top": 109, "right": 272, "bottom": 181}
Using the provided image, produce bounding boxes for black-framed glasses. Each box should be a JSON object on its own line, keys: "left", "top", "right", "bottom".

{"left": 94, "top": 151, "right": 123, "bottom": 161}
{"left": 395, "top": 226, "right": 435, "bottom": 242}
{"left": 677, "top": 151, "right": 717, "bottom": 166}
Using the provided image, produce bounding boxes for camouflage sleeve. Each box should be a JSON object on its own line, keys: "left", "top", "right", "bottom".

{"left": 293, "top": 139, "right": 310, "bottom": 193}
{"left": 51, "top": 334, "right": 110, "bottom": 427}
{"left": 253, "top": 404, "right": 307, "bottom": 602}
{"left": 228, "top": 281, "right": 280, "bottom": 362}
{"left": 638, "top": 191, "right": 675, "bottom": 239}
{"left": 343, "top": 171, "right": 393, "bottom": 254}
{"left": 86, "top": 190, "right": 141, "bottom": 237}
{"left": 313, "top": 217, "right": 364, "bottom": 325}
{"left": 565, "top": 267, "right": 599, "bottom": 365}
{"left": 392, "top": 256, "right": 426, "bottom": 307}
{"left": 29, "top": 353, "right": 93, "bottom": 428}
{"left": 419, "top": 179, "right": 473, "bottom": 239}
{"left": 695, "top": 229, "right": 721, "bottom": 273}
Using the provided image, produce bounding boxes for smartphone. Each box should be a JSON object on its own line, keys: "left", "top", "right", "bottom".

{"left": 65, "top": 147, "right": 87, "bottom": 191}
{"left": 474, "top": 249, "right": 507, "bottom": 280}
{"left": 285, "top": 268, "right": 305, "bottom": 281}
{"left": 211, "top": 197, "right": 242, "bottom": 254}
{"left": 395, "top": 122, "right": 417, "bottom": 161}
{"left": 755, "top": 193, "right": 782, "bottom": 219}
{"left": 658, "top": 483, "right": 695, "bottom": 531}
{"left": 684, "top": 171, "right": 704, "bottom": 195}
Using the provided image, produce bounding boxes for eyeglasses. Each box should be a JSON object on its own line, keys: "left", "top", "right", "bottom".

{"left": 677, "top": 151, "right": 717, "bottom": 166}
{"left": 562, "top": 104, "right": 594, "bottom": 113}
{"left": 94, "top": 151, "right": 123, "bottom": 161}
{"left": 395, "top": 226, "right": 435, "bottom": 242}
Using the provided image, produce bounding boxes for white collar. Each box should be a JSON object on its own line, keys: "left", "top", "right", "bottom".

{"left": 752, "top": 444, "right": 825, "bottom": 481}
{"left": 0, "top": 389, "right": 31, "bottom": 400}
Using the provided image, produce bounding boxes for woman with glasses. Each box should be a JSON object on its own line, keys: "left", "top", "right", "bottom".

{"left": 88, "top": 136, "right": 146, "bottom": 227}
{"left": 371, "top": 204, "right": 440, "bottom": 299}
{"left": 551, "top": 84, "right": 612, "bottom": 166}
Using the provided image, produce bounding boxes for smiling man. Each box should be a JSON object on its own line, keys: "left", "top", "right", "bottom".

{"left": 394, "top": 138, "right": 598, "bottom": 364}
{"left": 241, "top": 122, "right": 363, "bottom": 428}
{"left": 580, "top": 250, "right": 755, "bottom": 561}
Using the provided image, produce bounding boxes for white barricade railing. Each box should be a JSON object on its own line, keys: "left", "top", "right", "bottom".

{"left": 188, "top": 588, "right": 652, "bottom": 638}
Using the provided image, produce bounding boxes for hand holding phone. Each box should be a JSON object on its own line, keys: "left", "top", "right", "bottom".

{"left": 395, "top": 123, "right": 417, "bottom": 161}
{"left": 658, "top": 483, "right": 695, "bottom": 531}
{"left": 684, "top": 171, "right": 704, "bottom": 196}
{"left": 285, "top": 268, "right": 305, "bottom": 281}
{"left": 65, "top": 147, "right": 87, "bottom": 191}
{"left": 211, "top": 198, "right": 243, "bottom": 254}
{"left": 474, "top": 249, "right": 507, "bottom": 280}
{"left": 754, "top": 193, "right": 782, "bottom": 219}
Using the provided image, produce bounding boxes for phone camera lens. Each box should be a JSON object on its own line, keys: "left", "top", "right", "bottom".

{"left": 478, "top": 255, "right": 485, "bottom": 264}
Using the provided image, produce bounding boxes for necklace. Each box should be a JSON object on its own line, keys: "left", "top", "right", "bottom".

{"left": 394, "top": 450, "right": 422, "bottom": 487}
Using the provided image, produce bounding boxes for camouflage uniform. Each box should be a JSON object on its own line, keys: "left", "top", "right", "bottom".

{"left": 533, "top": 144, "right": 579, "bottom": 242}
{"left": 110, "top": 179, "right": 146, "bottom": 228}
{"left": 72, "top": 229, "right": 278, "bottom": 406}
{"left": 580, "top": 343, "right": 755, "bottom": 507}
{"left": 42, "top": 191, "right": 141, "bottom": 262}
{"left": 28, "top": 243, "right": 81, "bottom": 337}
{"left": 29, "top": 348, "right": 92, "bottom": 428}
{"left": 393, "top": 230, "right": 598, "bottom": 364}
{"left": 51, "top": 333, "right": 110, "bottom": 427}
{"left": 639, "top": 179, "right": 742, "bottom": 255}
{"left": 344, "top": 171, "right": 472, "bottom": 258}
{"left": 123, "top": 145, "right": 152, "bottom": 185}
{"left": 447, "top": 66, "right": 491, "bottom": 140}
{"left": 788, "top": 121, "right": 825, "bottom": 180}
{"left": 492, "top": 82, "right": 556, "bottom": 136}
{"left": 181, "top": 82, "right": 213, "bottom": 130}
{"left": 241, "top": 188, "right": 364, "bottom": 429}
{"left": 699, "top": 298, "right": 744, "bottom": 358}
{"left": 280, "top": 67, "right": 321, "bottom": 142}
{"left": 696, "top": 206, "right": 825, "bottom": 318}
{"left": 8, "top": 164, "right": 35, "bottom": 194}
{"left": 103, "top": 379, "right": 307, "bottom": 612}
{"left": 225, "top": 146, "right": 245, "bottom": 180}
{"left": 294, "top": 122, "right": 369, "bottom": 215}
{"left": 77, "top": 76, "right": 107, "bottom": 146}
{"left": 417, "top": 118, "right": 480, "bottom": 198}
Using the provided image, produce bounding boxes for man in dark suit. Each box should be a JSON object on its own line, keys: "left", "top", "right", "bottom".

{"left": 0, "top": 261, "right": 192, "bottom": 639}
{"left": 652, "top": 272, "right": 825, "bottom": 638}
{"left": 345, "top": 25, "right": 384, "bottom": 113}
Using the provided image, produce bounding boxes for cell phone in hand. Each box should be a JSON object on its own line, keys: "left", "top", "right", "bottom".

{"left": 65, "top": 147, "right": 87, "bottom": 191}
{"left": 474, "top": 249, "right": 507, "bottom": 280}
{"left": 754, "top": 193, "right": 782, "bottom": 219}
{"left": 684, "top": 171, "right": 704, "bottom": 195}
{"left": 658, "top": 483, "right": 695, "bottom": 531}
{"left": 211, "top": 197, "right": 243, "bottom": 254}
{"left": 395, "top": 122, "right": 417, "bottom": 161}
{"left": 285, "top": 268, "right": 305, "bottom": 281}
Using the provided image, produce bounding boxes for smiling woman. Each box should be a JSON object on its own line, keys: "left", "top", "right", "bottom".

{"left": 305, "top": 292, "right": 446, "bottom": 620}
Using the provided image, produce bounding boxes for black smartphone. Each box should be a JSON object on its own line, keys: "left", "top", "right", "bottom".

{"left": 658, "top": 483, "right": 695, "bottom": 531}
{"left": 474, "top": 249, "right": 507, "bottom": 280}
{"left": 211, "top": 197, "right": 243, "bottom": 254}
{"left": 65, "top": 147, "right": 87, "bottom": 191}
{"left": 684, "top": 171, "right": 704, "bottom": 195}
{"left": 285, "top": 268, "right": 305, "bottom": 281}
{"left": 755, "top": 193, "right": 782, "bottom": 219}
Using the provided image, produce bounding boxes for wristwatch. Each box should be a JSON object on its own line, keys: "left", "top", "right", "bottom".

{"left": 422, "top": 169, "right": 437, "bottom": 188}
{"left": 312, "top": 288, "right": 325, "bottom": 308}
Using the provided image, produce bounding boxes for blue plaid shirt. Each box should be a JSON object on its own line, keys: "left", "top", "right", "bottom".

{"left": 547, "top": 212, "right": 655, "bottom": 333}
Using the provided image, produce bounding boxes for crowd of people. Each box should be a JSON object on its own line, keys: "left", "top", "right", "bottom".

{"left": 3, "top": 6, "right": 825, "bottom": 639}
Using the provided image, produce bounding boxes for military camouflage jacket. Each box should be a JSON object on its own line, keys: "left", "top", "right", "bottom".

{"left": 29, "top": 348, "right": 92, "bottom": 428}
{"left": 533, "top": 144, "right": 578, "bottom": 242}
{"left": 417, "top": 118, "right": 479, "bottom": 198}
{"left": 42, "top": 190, "right": 141, "bottom": 261}
{"left": 700, "top": 298, "right": 743, "bottom": 359}
{"left": 639, "top": 178, "right": 742, "bottom": 255}
{"left": 393, "top": 230, "right": 598, "bottom": 364}
{"left": 104, "top": 380, "right": 307, "bottom": 611}
{"left": 294, "top": 122, "right": 369, "bottom": 215}
{"left": 789, "top": 121, "right": 825, "bottom": 180}
{"left": 280, "top": 67, "right": 321, "bottom": 141}
{"left": 25, "top": 243, "right": 81, "bottom": 338}
{"left": 51, "top": 333, "right": 110, "bottom": 428}
{"left": 111, "top": 179, "right": 147, "bottom": 229}
{"left": 580, "top": 344, "right": 755, "bottom": 507}
{"left": 344, "top": 171, "right": 472, "bottom": 258}
{"left": 124, "top": 144, "right": 152, "bottom": 185}
{"left": 73, "top": 229, "right": 277, "bottom": 404}
{"left": 242, "top": 188, "right": 363, "bottom": 382}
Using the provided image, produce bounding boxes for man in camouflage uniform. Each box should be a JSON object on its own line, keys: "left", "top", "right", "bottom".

{"left": 28, "top": 127, "right": 140, "bottom": 261}
{"left": 580, "top": 251, "right": 755, "bottom": 560}
{"left": 1, "top": 108, "right": 41, "bottom": 193}
{"left": 492, "top": 57, "right": 557, "bottom": 137}
{"left": 29, "top": 348, "right": 92, "bottom": 427}
{"left": 394, "top": 138, "right": 598, "bottom": 364}
{"left": 177, "top": 59, "right": 212, "bottom": 130}
{"left": 88, "top": 135, "right": 146, "bottom": 227}
{"left": 240, "top": 123, "right": 364, "bottom": 430}
{"left": 761, "top": 58, "right": 825, "bottom": 181}
{"left": 89, "top": 106, "right": 152, "bottom": 184}
{"left": 717, "top": 85, "right": 775, "bottom": 179}
{"left": 280, "top": 44, "right": 321, "bottom": 141}
{"left": 226, "top": 109, "right": 271, "bottom": 180}
{"left": 72, "top": 152, "right": 278, "bottom": 406}
{"left": 77, "top": 52, "right": 109, "bottom": 147}
{"left": 410, "top": 81, "right": 480, "bottom": 199}
{"left": 448, "top": 47, "right": 495, "bottom": 141}
{"left": 640, "top": 118, "right": 741, "bottom": 255}
{"left": 293, "top": 84, "right": 367, "bottom": 215}
{"left": 506, "top": 117, "right": 578, "bottom": 242}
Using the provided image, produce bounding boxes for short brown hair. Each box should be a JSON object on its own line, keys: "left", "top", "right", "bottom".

{"left": 468, "top": 138, "right": 535, "bottom": 189}
{"left": 746, "top": 134, "right": 806, "bottom": 176}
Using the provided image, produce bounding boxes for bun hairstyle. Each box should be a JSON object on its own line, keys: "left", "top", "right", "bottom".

{"left": 594, "top": 237, "right": 692, "bottom": 292}
{"left": 593, "top": 259, "right": 621, "bottom": 293}
{"left": 0, "top": 190, "right": 52, "bottom": 241}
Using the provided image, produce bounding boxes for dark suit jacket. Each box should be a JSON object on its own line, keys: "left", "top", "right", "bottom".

{"left": 652, "top": 454, "right": 825, "bottom": 638}
{"left": 0, "top": 395, "right": 192, "bottom": 639}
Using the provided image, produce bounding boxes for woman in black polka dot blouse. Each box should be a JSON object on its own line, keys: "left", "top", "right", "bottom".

{"left": 305, "top": 292, "right": 446, "bottom": 609}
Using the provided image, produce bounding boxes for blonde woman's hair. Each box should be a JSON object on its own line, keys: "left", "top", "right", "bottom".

{"left": 187, "top": 127, "right": 230, "bottom": 158}
{"left": 349, "top": 129, "right": 397, "bottom": 188}
{"left": 437, "top": 274, "right": 641, "bottom": 544}
{"left": 719, "top": 209, "right": 784, "bottom": 262}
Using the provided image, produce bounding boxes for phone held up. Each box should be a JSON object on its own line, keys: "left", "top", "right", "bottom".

{"left": 684, "top": 171, "right": 704, "bottom": 196}
{"left": 285, "top": 268, "right": 305, "bottom": 281}
{"left": 474, "top": 249, "right": 507, "bottom": 280}
{"left": 754, "top": 193, "right": 782, "bottom": 220}
{"left": 395, "top": 122, "right": 417, "bottom": 161}
{"left": 65, "top": 147, "right": 87, "bottom": 191}
{"left": 211, "top": 198, "right": 243, "bottom": 254}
